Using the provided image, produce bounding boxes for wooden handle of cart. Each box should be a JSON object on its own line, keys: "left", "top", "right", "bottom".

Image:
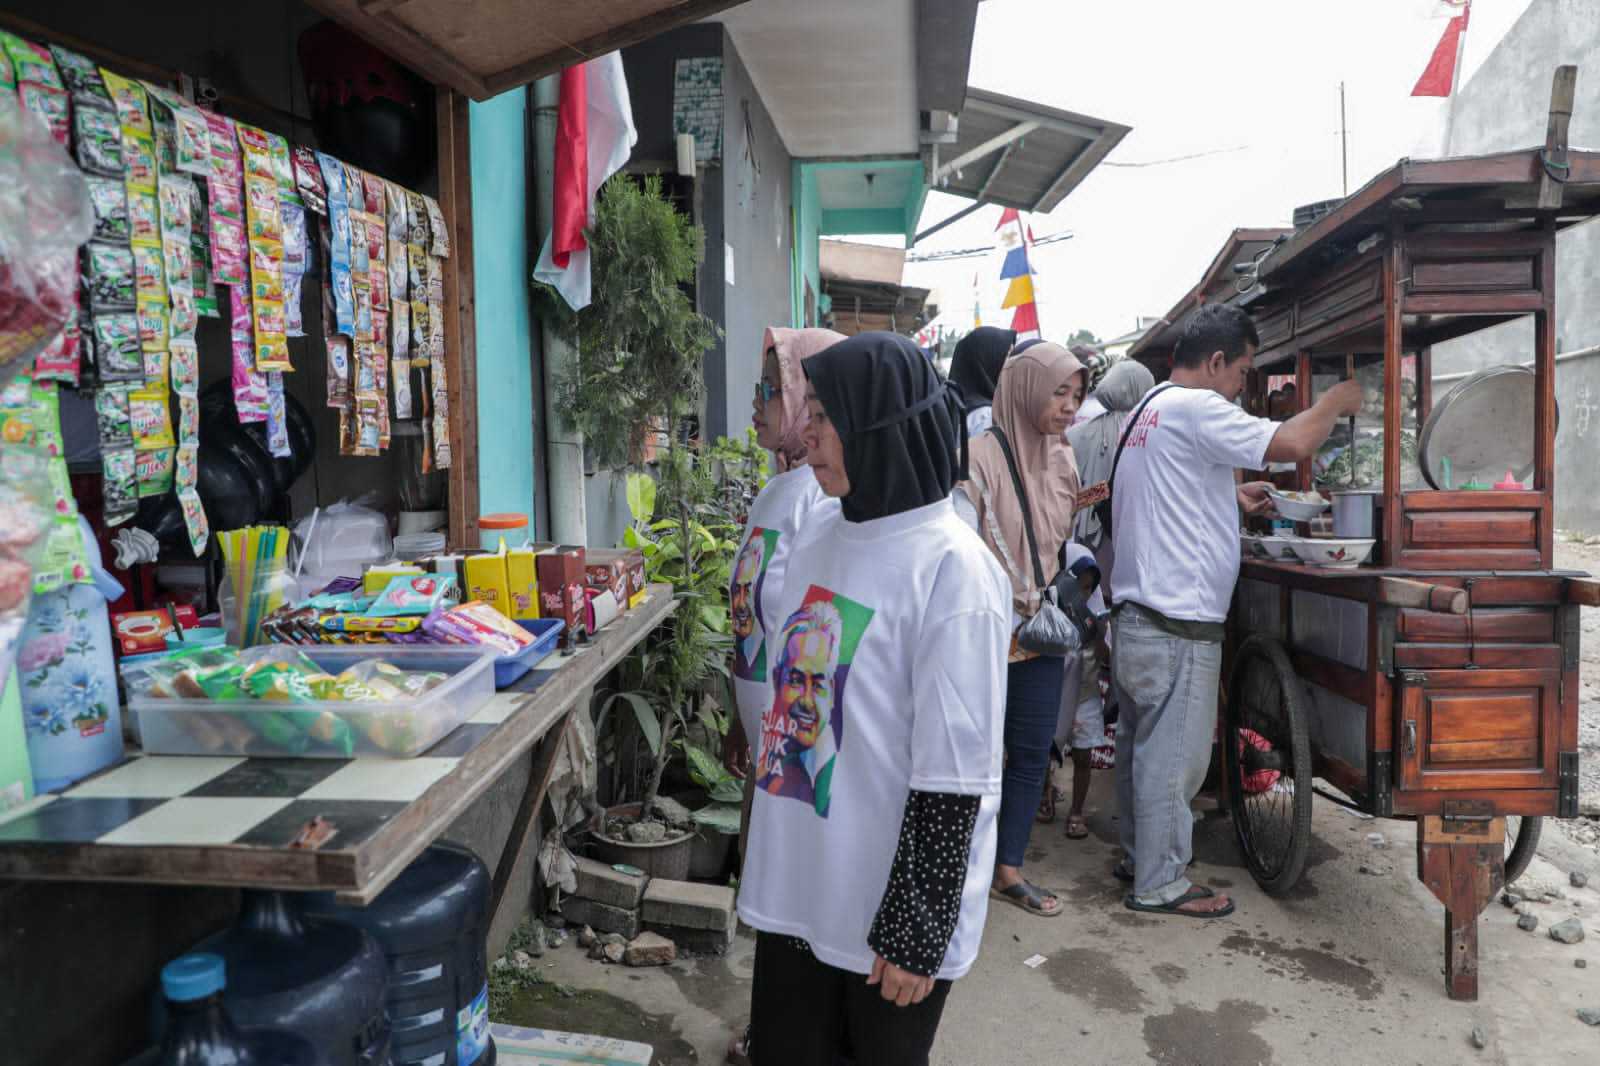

{"left": 1376, "top": 577, "right": 1467, "bottom": 615}
{"left": 1565, "top": 577, "right": 1600, "bottom": 607}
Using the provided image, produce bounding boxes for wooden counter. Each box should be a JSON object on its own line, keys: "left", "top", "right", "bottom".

{"left": 0, "top": 588, "right": 676, "bottom": 908}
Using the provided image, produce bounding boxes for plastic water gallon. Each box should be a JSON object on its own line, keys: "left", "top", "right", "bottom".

{"left": 304, "top": 843, "right": 496, "bottom": 1066}
{"left": 151, "top": 953, "right": 316, "bottom": 1066}
{"left": 155, "top": 891, "right": 391, "bottom": 1066}
{"left": 18, "top": 519, "right": 123, "bottom": 792}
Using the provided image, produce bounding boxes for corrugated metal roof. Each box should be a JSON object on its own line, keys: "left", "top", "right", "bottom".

{"left": 930, "top": 88, "right": 1130, "bottom": 214}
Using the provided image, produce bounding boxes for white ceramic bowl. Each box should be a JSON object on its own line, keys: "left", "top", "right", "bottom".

{"left": 1267, "top": 488, "right": 1331, "bottom": 522}
{"left": 1258, "top": 535, "right": 1298, "bottom": 561}
{"left": 1288, "top": 537, "right": 1375, "bottom": 569}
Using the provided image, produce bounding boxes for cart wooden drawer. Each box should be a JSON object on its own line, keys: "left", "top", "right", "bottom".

{"left": 1396, "top": 669, "right": 1560, "bottom": 791}
{"left": 1393, "top": 493, "right": 1546, "bottom": 571}
{"left": 1396, "top": 607, "right": 1555, "bottom": 643}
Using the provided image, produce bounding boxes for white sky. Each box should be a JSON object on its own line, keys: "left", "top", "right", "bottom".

{"left": 903, "top": 0, "right": 1535, "bottom": 342}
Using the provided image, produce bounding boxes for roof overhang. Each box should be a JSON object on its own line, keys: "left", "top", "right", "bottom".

{"left": 924, "top": 88, "right": 1129, "bottom": 219}
{"left": 305, "top": 0, "right": 752, "bottom": 100}
{"left": 1128, "top": 228, "right": 1292, "bottom": 368}
{"left": 720, "top": 0, "right": 979, "bottom": 158}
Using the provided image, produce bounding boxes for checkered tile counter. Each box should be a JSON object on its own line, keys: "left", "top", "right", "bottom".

{"left": 0, "top": 590, "right": 675, "bottom": 904}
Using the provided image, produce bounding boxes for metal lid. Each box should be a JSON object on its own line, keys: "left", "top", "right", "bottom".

{"left": 1418, "top": 365, "right": 1555, "bottom": 491}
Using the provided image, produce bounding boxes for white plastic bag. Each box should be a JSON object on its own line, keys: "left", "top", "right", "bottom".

{"left": 0, "top": 96, "right": 93, "bottom": 387}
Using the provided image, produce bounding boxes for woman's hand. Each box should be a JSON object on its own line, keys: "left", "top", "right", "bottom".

{"left": 868, "top": 954, "right": 935, "bottom": 1007}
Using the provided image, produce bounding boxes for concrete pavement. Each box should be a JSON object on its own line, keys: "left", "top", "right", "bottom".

{"left": 499, "top": 774, "right": 1600, "bottom": 1065}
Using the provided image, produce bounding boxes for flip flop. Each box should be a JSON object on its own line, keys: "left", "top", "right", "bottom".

{"left": 1064, "top": 815, "right": 1090, "bottom": 840}
{"left": 990, "top": 880, "right": 1063, "bottom": 917}
{"left": 1123, "top": 884, "right": 1235, "bottom": 919}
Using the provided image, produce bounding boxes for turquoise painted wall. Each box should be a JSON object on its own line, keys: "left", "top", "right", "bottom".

{"left": 469, "top": 90, "right": 536, "bottom": 527}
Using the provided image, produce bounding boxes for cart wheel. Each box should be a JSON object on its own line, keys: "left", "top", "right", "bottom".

{"left": 1224, "top": 635, "right": 1314, "bottom": 896}
{"left": 1504, "top": 815, "right": 1542, "bottom": 886}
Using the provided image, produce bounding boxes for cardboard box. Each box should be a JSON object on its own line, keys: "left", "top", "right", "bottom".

{"left": 505, "top": 545, "right": 540, "bottom": 619}
{"left": 623, "top": 549, "right": 646, "bottom": 608}
{"left": 536, "top": 545, "right": 587, "bottom": 637}
{"left": 585, "top": 550, "right": 629, "bottom": 607}
{"left": 112, "top": 605, "right": 199, "bottom": 657}
{"left": 464, "top": 551, "right": 513, "bottom": 617}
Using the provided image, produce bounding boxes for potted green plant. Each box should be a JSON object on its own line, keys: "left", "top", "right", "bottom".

{"left": 538, "top": 174, "right": 759, "bottom": 875}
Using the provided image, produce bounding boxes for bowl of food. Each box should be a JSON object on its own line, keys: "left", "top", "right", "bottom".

{"left": 1288, "top": 537, "right": 1374, "bottom": 569}
{"left": 1258, "top": 534, "right": 1298, "bottom": 561}
{"left": 1267, "top": 488, "right": 1330, "bottom": 522}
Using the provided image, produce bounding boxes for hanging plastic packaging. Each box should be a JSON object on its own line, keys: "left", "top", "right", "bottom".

{"left": 0, "top": 95, "right": 93, "bottom": 388}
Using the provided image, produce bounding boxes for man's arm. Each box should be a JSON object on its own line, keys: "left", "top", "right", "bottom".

{"left": 1263, "top": 379, "right": 1363, "bottom": 463}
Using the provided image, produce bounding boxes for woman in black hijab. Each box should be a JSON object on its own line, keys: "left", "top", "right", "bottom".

{"left": 947, "top": 325, "right": 1016, "bottom": 438}
{"left": 737, "top": 333, "right": 1011, "bottom": 1066}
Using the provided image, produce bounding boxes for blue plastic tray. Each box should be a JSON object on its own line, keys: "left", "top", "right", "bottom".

{"left": 493, "top": 618, "right": 565, "bottom": 688}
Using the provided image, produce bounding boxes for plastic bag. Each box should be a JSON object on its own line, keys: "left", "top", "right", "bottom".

{"left": 0, "top": 96, "right": 94, "bottom": 388}
{"left": 0, "top": 446, "right": 57, "bottom": 691}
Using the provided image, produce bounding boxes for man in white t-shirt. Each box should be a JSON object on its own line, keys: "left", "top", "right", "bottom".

{"left": 1108, "top": 303, "right": 1361, "bottom": 918}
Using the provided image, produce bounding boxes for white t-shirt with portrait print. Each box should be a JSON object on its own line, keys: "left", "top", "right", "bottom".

{"left": 737, "top": 497, "right": 1011, "bottom": 981}
{"left": 729, "top": 465, "right": 837, "bottom": 749}
{"left": 1109, "top": 385, "right": 1278, "bottom": 623}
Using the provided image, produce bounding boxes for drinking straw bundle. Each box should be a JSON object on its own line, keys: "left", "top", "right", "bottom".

{"left": 219, "top": 525, "right": 290, "bottom": 646}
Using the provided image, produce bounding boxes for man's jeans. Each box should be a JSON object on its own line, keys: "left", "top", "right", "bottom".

{"left": 1111, "top": 603, "right": 1222, "bottom": 904}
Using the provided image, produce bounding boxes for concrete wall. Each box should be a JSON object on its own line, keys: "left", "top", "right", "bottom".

{"left": 1430, "top": 0, "right": 1600, "bottom": 532}
{"left": 470, "top": 89, "right": 539, "bottom": 529}
{"left": 716, "top": 33, "right": 795, "bottom": 442}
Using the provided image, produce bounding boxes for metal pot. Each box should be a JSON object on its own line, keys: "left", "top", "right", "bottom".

{"left": 1331, "top": 490, "right": 1378, "bottom": 538}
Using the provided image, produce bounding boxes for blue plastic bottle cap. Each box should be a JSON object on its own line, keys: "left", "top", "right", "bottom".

{"left": 162, "top": 952, "right": 227, "bottom": 1003}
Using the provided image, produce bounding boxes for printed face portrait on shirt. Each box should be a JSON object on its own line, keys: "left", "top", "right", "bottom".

{"left": 756, "top": 587, "right": 874, "bottom": 818}
{"left": 730, "top": 528, "right": 780, "bottom": 683}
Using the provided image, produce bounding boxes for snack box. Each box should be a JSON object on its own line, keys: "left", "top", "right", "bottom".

{"left": 131, "top": 646, "right": 497, "bottom": 759}
{"left": 536, "top": 545, "right": 586, "bottom": 636}
{"left": 505, "top": 544, "right": 539, "bottom": 620}
{"left": 112, "top": 605, "right": 199, "bottom": 657}
{"left": 584, "top": 549, "right": 629, "bottom": 607}
{"left": 464, "top": 551, "right": 513, "bottom": 617}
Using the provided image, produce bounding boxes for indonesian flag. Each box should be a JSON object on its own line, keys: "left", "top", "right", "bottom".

{"left": 534, "top": 53, "right": 638, "bottom": 310}
{"left": 1411, "top": 1, "right": 1471, "bottom": 97}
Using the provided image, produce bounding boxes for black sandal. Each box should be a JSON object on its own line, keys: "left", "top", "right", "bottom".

{"left": 1123, "top": 884, "right": 1235, "bottom": 919}
{"left": 1112, "top": 860, "right": 1134, "bottom": 883}
{"left": 990, "top": 880, "right": 1063, "bottom": 917}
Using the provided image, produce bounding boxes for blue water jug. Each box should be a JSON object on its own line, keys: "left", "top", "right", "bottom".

{"left": 155, "top": 892, "right": 391, "bottom": 1066}
{"left": 304, "top": 843, "right": 496, "bottom": 1066}
{"left": 154, "top": 953, "right": 316, "bottom": 1066}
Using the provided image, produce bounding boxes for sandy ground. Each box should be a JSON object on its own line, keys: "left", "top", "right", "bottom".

{"left": 494, "top": 547, "right": 1600, "bottom": 1064}
{"left": 503, "top": 778, "right": 1600, "bottom": 1065}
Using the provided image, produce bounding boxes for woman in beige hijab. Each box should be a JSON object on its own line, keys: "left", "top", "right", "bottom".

{"left": 954, "top": 339, "right": 1085, "bottom": 917}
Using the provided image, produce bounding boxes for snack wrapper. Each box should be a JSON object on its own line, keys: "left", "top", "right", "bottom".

{"left": 229, "top": 285, "right": 268, "bottom": 422}
{"left": 99, "top": 69, "right": 151, "bottom": 136}
{"left": 422, "top": 601, "right": 535, "bottom": 655}
{"left": 368, "top": 573, "right": 458, "bottom": 616}
{"left": 292, "top": 146, "right": 327, "bottom": 214}
{"left": 135, "top": 445, "right": 174, "bottom": 497}
{"left": 93, "top": 313, "right": 142, "bottom": 380}
{"left": 73, "top": 101, "right": 124, "bottom": 175}
{"left": 101, "top": 446, "right": 137, "bottom": 524}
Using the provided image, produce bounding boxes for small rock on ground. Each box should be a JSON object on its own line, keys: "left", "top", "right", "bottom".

{"left": 624, "top": 931, "right": 678, "bottom": 967}
{"left": 1573, "top": 870, "right": 1590, "bottom": 889}
{"left": 1576, "top": 959, "right": 1588, "bottom": 969}
{"left": 1469, "top": 1025, "right": 1487, "bottom": 1050}
{"left": 1549, "top": 917, "right": 1586, "bottom": 945}
{"left": 578, "top": 925, "right": 596, "bottom": 949}
{"left": 1517, "top": 914, "right": 1540, "bottom": 932}
{"left": 1501, "top": 892, "right": 1521, "bottom": 908}
{"left": 1578, "top": 1007, "right": 1600, "bottom": 1027}
{"left": 602, "top": 942, "right": 626, "bottom": 965}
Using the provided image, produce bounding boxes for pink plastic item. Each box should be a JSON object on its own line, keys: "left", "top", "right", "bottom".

{"left": 1493, "top": 470, "right": 1526, "bottom": 491}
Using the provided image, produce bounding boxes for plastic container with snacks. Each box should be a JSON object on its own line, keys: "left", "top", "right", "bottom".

{"left": 130, "top": 645, "right": 496, "bottom": 759}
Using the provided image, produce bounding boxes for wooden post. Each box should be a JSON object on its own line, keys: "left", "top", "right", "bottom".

{"left": 1537, "top": 66, "right": 1577, "bottom": 210}
{"left": 1295, "top": 351, "right": 1313, "bottom": 491}
{"left": 1417, "top": 814, "right": 1505, "bottom": 1001}
{"left": 1382, "top": 232, "right": 1404, "bottom": 565}
{"left": 436, "top": 89, "right": 481, "bottom": 552}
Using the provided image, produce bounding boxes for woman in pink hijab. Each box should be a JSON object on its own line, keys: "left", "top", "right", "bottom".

{"left": 726, "top": 326, "right": 845, "bottom": 1066}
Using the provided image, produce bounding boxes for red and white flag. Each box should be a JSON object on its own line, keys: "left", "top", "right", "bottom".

{"left": 1411, "top": 0, "right": 1471, "bottom": 97}
{"left": 534, "top": 53, "right": 638, "bottom": 310}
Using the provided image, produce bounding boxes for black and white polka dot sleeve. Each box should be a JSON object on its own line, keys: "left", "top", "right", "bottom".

{"left": 868, "top": 789, "right": 982, "bottom": 978}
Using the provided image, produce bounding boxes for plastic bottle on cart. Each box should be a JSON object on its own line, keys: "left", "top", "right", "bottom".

{"left": 154, "top": 953, "right": 316, "bottom": 1066}
{"left": 18, "top": 517, "right": 124, "bottom": 791}
{"left": 302, "top": 843, "right": 497, "bottom": 1066}
{"left": 153, "top": 891, "right": 392, "bottom": 1066}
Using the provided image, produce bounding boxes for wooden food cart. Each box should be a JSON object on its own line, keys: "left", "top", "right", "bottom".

{"left": 1130, "top": 134, "right": 1600, "bottom": 999}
